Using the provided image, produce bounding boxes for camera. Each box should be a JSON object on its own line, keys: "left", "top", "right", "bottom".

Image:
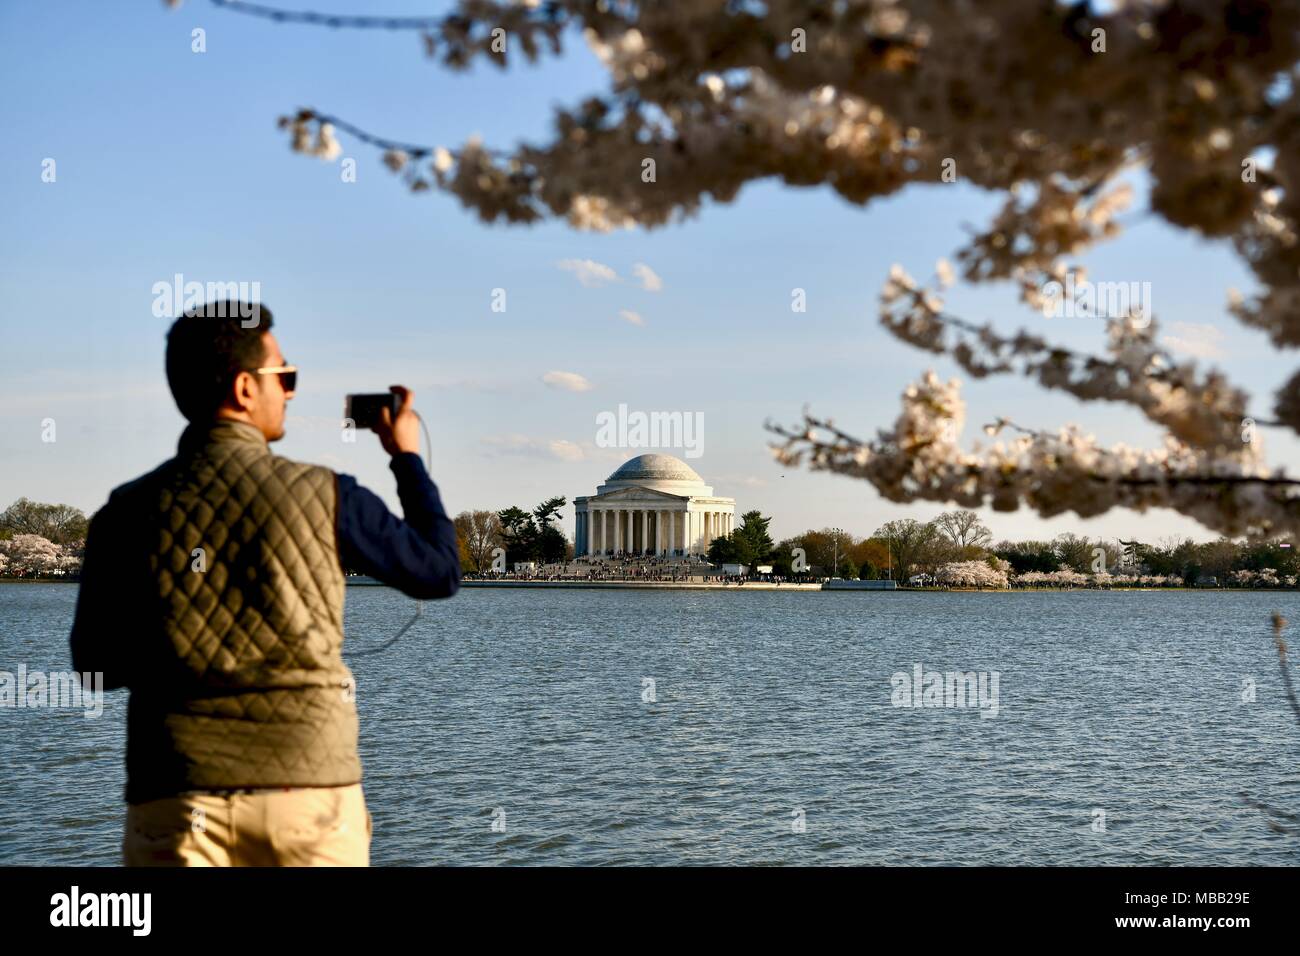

{"left": 344, "top": 393, "right": 398, "bottom": 430}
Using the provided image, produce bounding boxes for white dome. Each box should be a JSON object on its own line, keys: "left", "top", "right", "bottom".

{"left": 597, "top": 453, "right": 712, "bottom": 496}
{"left": 607, "top": 454, "right": 702, "bottom": 483}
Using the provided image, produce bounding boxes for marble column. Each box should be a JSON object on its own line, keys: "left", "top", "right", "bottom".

{"left": 684, "top": 510, "right": 692, "bottom": 555}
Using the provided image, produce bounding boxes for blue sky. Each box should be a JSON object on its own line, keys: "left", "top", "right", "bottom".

{"left": 2, "top": 0, "right": 1294, "bottom": 546}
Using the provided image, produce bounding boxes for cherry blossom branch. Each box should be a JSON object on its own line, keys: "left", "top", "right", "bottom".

{"left": 880, "top": 265, "right": 1257, "bottom": 452}
{"left": 771, "top": 412, "right": 1300, "bottom": 489}
{"left": 278, "top": 109, "right": 440, "bottom": 159}
{"left": 766, "top": 372, "right": 1300, "bottom": 537}
{"left": 207, "top": 0, "right": 445, "bottom": 29}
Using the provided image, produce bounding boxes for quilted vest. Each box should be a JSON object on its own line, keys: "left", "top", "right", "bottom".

{"left": 115, "top": 418, "right": 359, "bottom": 803}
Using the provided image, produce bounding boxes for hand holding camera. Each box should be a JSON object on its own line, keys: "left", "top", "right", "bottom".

{"left": 346, "top": 386, "right": 420, "bottom": 457}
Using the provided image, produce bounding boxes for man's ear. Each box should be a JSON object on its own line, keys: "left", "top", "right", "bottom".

{"left": 230, "top": 369, "right": 259, "bottom": 412}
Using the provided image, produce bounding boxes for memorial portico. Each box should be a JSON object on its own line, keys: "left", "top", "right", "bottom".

{"left": 574, "top": 454, "right": 737, "bottom": 558}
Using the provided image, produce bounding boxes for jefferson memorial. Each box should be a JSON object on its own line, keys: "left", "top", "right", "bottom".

{"left": 574, "top": 454, "right": 737, "bottom": 557}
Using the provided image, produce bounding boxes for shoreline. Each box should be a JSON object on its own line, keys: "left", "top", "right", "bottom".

{"left": 4, "top": 577, "right": 1297, "bottom": 594}
{"left": 455, "top": 579, "right": 823, "bottom": 590}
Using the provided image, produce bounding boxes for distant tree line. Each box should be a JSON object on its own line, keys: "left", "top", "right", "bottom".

{"left": 0, "top": 498, "right": 87, "bottom": 546}
{"left": 756, "top": 512, "right": 1300, "bottom": 588}
{"left": 451, "top": 497, "right": 570, "bottom": 573}
{"left": 4, "top": 493, "right": 1298, "bottom": 588}
{"left": 0, "top": 498, "right": 89, "bottom": 577}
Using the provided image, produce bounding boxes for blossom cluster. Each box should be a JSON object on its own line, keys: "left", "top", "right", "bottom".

{"left": 1014, "top": 569, "right": 1178, "bottom": 588}
{"left": 934, "top": 560, "right": 1009, "bottom": 588}
{"left": 770, "top": 370, "right": 1298, "bottom": 536}
{"left": 0, "top": 534, "right": 82, "bottom": 576}
{"left": 1228, "top": 567, "right": 1291, "bottom": 587}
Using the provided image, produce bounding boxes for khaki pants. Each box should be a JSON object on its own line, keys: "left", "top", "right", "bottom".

{"left": 123, "top": 784, "right": 371, "bottom": 867}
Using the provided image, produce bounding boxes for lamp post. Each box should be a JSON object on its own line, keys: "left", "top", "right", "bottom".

{"left": 830, "top": 526, "right": 844, "bottom": 580}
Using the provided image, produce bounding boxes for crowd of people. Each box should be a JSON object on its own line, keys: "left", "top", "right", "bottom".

{"left": 462, "top": 554, "right": 796, "bottom": 585}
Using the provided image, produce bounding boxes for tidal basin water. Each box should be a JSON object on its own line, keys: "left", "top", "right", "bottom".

{"left": 3, "top": 583, "right": 1300, "bottom": 865}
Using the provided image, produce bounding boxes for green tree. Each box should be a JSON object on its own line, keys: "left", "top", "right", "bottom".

{"left": 934, "top": 510, "right": 993, "bottom": 552}
{"left": 0, "top": 498, "right": 88, "bottom": 546}
{"left": 993, "top": 539, "right": 1058, "bottom": 574}
{"left": 532, "top": 496, "right": 569, "bottom": 564}
{"left": 454, "top": 510, "right": 502, "bottom": 572}
{"left": 873, "top": 519, "right": 939, "bottom": 582}
{"left": 707, "top": 534, "right": 741, "bottom": 565}
{"left": 731, "top": 510, "right": 774, "bottom": 566}
{"left": 497, "top": 497, "right": 569, "bottom": 564}
{"left": 496, "top": 506, "right": 533, "bottom": 564}
{"left": 770, "top": 540, "right": 798, "bottom": 576}
{"left": 1053, "top": 533, "right": 1096, "bottom": 573}
{"left": 795, "top": 527, "right": 857, "bottom": 576}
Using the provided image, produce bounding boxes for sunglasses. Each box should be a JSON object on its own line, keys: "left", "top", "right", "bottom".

{"left": 253, "top": 364, "right": 298, "bottom": 393}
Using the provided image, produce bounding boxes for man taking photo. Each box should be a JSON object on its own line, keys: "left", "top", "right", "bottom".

{"left": 69, "top": 300, "right": 460, "bottom": 866}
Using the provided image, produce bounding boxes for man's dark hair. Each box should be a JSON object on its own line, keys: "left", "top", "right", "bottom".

{"left": 165, "top": 301, "right": 274, "bottom": 423}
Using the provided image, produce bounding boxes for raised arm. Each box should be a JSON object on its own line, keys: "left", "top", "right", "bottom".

{"left": 334, "top": 385, "right": 461, "bottom": 599}
{"left": 335, "top": 459, "right": 461, "bottom": 599}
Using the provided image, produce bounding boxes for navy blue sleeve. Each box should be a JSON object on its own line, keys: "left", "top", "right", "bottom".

{"left": 335, "top": 453, "right": 461, "bottom": 600}
{"left": 69, "top": 499, "right": 134, "bottom": 689}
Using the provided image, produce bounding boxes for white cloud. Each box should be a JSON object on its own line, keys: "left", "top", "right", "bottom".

{"left": 548, "top": 439, "right": 585, "bottom": 462}
{"left": 479, "top": 435, "right": 601, "bottom": 463}
{"left": 1161, "top": 322, "right": 1226, "bottom": 359}
{"left": 556, "top": 258, "right": 619, "bottom": 288}
{"left": 617, "top": 309, "right": 645, "bottom": 326}
{"left": 631, "top": 262, "right": 663, "bottom": 292}
{"left": 542, "top": 370, "right": 594, "bottom": 392}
